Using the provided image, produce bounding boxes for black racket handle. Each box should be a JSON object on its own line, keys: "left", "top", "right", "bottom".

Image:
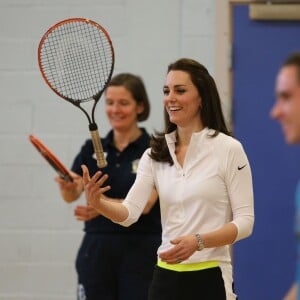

{"left": 89, "top": 125, "right": 107, "bottom": 168}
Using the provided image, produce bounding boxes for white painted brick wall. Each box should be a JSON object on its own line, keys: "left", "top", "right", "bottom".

{"left": 0, "top": 0, "right": 217, "bottom": 299}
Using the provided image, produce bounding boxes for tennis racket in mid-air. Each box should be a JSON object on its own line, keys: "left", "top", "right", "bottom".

{"left": 38, "top": 18, "right": 115, "bottom": 168}
{"left": 29, "top": 134, "right": 73, "bottom": 182}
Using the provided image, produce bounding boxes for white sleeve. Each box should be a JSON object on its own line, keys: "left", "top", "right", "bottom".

{"left": 225, "top": 141, "right": 254, "bottom": 242}
{"left": 116, "top": 149, "right": 155, "bottom": 227}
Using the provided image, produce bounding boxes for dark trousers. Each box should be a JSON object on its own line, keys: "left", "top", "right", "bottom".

{"left": 76, "top": 233, "right": 161, "bottom": 300}
{"left": 148, "top": 265, "right": 226, "bottom": 300}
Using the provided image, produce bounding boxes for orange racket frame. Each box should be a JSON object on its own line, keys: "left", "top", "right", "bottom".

{"left": 29, "top": 134, "right": 73, "bottom": 182}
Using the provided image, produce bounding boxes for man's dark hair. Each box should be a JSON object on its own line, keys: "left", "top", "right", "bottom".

{"left": 282, "top": 52, "right": 300, "bottom": 82}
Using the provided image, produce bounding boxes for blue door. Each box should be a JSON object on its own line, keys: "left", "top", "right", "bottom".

{"left": 232, "top": 4, "right": 300, "bottom": 299}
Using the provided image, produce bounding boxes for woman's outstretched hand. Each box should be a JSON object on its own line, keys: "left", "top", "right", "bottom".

{"left": 81, "top": 164, "right": 111, "bottom": 212}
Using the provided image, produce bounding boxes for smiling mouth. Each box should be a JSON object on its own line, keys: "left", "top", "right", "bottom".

{"left": 110, "top": 116, "right": 125, "bottom": 120}
{"left": 168, "top": 107, "right": 182, "bottom": 112}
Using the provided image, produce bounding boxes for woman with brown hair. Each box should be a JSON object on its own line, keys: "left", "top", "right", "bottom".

{"left": 82, "top": 59, "right": 254, "bottom": 299}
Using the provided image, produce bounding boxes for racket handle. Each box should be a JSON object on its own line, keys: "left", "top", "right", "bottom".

{"left": 89, "top": 124, "right": 107, "bottom": 168}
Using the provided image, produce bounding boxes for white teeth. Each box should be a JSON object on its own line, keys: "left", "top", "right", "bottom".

{"left": 169, "top": 107, "right": 181, "bottom": 111}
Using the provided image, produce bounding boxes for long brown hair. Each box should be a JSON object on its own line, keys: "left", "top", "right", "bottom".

{"left": 150, "top": 58, "right": 231, "bottom": 164}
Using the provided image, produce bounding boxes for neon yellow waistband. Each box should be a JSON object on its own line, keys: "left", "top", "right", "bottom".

{"left": 157, "top": 260, "right": 219, "bottom": 272}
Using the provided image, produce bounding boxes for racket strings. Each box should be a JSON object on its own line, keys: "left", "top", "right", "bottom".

{"left": 40, "top": 20, "right": 113, "bottom": 102}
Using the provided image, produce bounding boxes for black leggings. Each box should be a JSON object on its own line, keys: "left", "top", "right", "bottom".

{"left": 148, "top": 265, "right": 226, "bottom": 300}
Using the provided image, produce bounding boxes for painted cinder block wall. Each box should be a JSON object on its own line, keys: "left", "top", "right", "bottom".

{"left": 0, "top": 0, "right": 216, "bottom": 299}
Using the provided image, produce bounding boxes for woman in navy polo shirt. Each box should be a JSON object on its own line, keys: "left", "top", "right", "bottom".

{"left": 56, "top": 73, "right": 161, "bottom": 300}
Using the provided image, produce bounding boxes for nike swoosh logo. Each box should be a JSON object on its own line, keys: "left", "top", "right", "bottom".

{"left": 238, "top": 164, "right": 247, "bottom": 170}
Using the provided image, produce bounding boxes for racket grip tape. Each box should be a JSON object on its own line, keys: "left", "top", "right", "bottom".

{"left": 89, "top": 125, "right": 107, "bottom": 168}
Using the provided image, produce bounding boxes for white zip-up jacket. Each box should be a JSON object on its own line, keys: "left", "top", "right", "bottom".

{"left": 118, "top": 127, "right": 254, "bottom": 264}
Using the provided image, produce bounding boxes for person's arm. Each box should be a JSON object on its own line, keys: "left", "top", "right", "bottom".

{"left": 74, "top": 189, "right": 158, "bottom": 221}
{"left": 100, "top": 188, "right": 158, "bottom": 215}
{"left": 141, "top": 188, "right": 158, "bottom": 214}
{"left": 283, "top": 283, "right": 297, "bottom": 300}
{"left": 82, "top": 147, "right": 156, "bottom": 224}
{"left": 225, "top": 141, "right": 254, "bottom": 242}
{"left": 198, "top": 141, "right": 254, "bottom": 246}
{"left": 81, "top": 165, "right": 129, "bottom": 222}
{"left": 159, "top": 224, "right": 238, "bottom": 264}
{"left": 55, "top": 171, "right": 83, "bottom": 203}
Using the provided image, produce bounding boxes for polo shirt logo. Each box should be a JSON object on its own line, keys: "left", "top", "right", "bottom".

{"left": 131, "top": 159, "right": 140, "bottom": 174}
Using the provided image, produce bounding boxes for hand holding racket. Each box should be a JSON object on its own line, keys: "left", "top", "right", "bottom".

{"left": 29, "top": 134, "right": 73, "bottom": 182}
{"left": 38, "top": 18, "right": 115, "bottom": 168}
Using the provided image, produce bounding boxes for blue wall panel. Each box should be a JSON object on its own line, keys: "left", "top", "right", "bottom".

{"left": 233, "top": 5, "right": 300, "bottom": 299}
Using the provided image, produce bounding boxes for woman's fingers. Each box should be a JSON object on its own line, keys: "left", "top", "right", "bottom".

{"left": 74, "top": 205, "right": 99, "bottom": 221}
{"left": 81, "top": 164, "right": 111, "bottom": 209}
{"left": 159, "top": 235, "right": 197, "bottom": 264}
{"left": 81, "top": 165, "right": 90, "bottom": 185}
{"left": 81, "top": 164, "right": 109, "bottom": 187}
